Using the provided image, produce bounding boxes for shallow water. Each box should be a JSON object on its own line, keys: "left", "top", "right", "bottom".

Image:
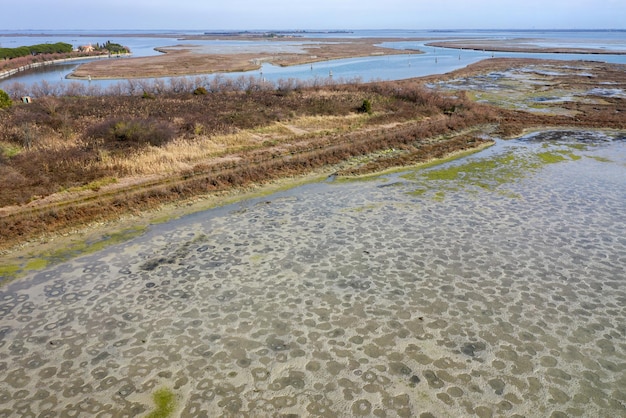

{"left": 1, "top": 130, "right": 625, "bottom": 417}
{"left": 3, "top": 29, "right": 626, "bottom": 91}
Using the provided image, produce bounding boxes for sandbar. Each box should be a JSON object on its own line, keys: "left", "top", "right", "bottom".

{"left": 427, "top": 38, "right": 626, "bottom": 55}
{"left": 69, "top": 37, "right": 423, "bottom": 80}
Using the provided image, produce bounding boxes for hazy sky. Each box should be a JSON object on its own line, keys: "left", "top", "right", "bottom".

{"left": 2, "top": 0, "right": 624, "bottom": 31}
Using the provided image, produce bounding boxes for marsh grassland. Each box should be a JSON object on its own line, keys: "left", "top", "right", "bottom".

{"left": 1, "top": 59, "right": 624, "bottom": 259}
{"left": 0, "top": 58, "right": 625, "bottom": 417}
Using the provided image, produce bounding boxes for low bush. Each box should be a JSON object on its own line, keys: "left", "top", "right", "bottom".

{"left": 358, "top": 99, "right": 372, "bottom": 114}
{"left": 87, "top": 118, "right": 177, "bottom": 148}
{"left": 0, "top": 89, "right": 12, "bottom": 109}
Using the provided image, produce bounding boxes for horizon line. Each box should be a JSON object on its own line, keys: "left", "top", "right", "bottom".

{"left": 2, "top": 28, "right": 626, "bottom": 33}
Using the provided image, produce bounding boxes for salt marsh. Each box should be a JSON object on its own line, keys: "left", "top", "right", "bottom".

{"left": 1, "top": 130, "right": 625, "bottom": 417}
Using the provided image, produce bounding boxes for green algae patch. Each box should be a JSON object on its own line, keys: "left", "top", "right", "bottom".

{"left": 402, "top": 141, "right": 587, "bottom": 202}
{"left": 0, "top": 264, "right": 20, "bottom": 281}
{"left": 24, "top": 258, "right": 49, "bottom": 271}
{"left": 43, "top": 225, "right": 147, "bottom": 265}
{"left": 422, "top": 154, "right": 516, "bottom": 183}
{"left": 407, "top": 152, "right": 524, "bottom": 191}
{"left": 537, "top": 150, "right": 582, "bottom": 164}
{"left": 333, "top": 173, "right": 390, "bottom": 184}
{"left": 433, "top": 191, "right": 446, "bottom": 202}
{"left": 1, "top": 225, "right": 148, "bottom": 282}
{"left": 145, "top": 388, "right": 176, "bottom": 418}
{"left": 335, "top": 141, "right": 494, "bottom": 184}
{"left": 249, "top": 254, "right": 265, "bottom": 264}
{"left": 537, "top": 151, "right": 567, "bottom": 164}
{"left": 589, "top": 156, "right": 613, "bottom": 163}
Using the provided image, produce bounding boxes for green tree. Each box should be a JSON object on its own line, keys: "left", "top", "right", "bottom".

{"left": 358, "top": 98, "right": 372, "bottom": 114}
{"left": 0, "top": 42, "right": 72, "bottom": 60}
{"left": 0, "top": 89, "right": 12, "bottom": 109}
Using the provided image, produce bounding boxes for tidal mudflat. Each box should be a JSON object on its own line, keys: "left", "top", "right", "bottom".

{"left": 1, "top": 130, "right": 625, "bottom": 417}
{"left": 426, "top": 60, "right": 626, "bottom": 116}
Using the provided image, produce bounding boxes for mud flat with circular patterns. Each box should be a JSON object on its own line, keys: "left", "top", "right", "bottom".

{"left": 1, "top": 130, "right": 625, "bottom": 417}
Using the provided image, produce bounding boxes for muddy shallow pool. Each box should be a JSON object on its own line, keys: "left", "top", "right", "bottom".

{"left": 1, "top": 130, "right": 625, "bottom": 417}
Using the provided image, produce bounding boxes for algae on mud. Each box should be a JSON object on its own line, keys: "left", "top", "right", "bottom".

{"left": 145, "top": 388, "right": 177, "bottom": 418}
{"left": 0, "top": 225, "right": 146, "bottom": 283}
{"left": 400, "top": 137, "right": 595, "bottom": 201}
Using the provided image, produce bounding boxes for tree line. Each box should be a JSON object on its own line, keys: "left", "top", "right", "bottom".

{"left": 93, "top": 41, "right": 129, "bottom": 54}
{"left": 0, "top": 41, "right": 130, "bottom": 61}
{"left": 0, "top": 42, "right": 73, "bottom": 60}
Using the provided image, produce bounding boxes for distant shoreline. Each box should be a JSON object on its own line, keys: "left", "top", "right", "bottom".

{"left": 426, "top": 39, "right": 626, "bottom": 55}
{"left": 0, "top": 54, "right": 127, "bottom": 81}
{"left": 2, "top": 28, "right": 625, "bottom": 36}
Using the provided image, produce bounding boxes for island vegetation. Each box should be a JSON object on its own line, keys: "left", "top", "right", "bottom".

{"left": 0, "top": 41, "right": 130, "bottom": 75}
{"left": 0, "top": 42, "right": 74, "bottom": 60}
{"left": 0, "top": 58, "right": 624, "bottom": 258}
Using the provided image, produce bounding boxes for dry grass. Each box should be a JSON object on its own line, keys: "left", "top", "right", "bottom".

{"left": 94, "top": 115, "right": 371, "bottom": 176}
{"left": 287, "top": 114, "right": 369, "bottom": 132}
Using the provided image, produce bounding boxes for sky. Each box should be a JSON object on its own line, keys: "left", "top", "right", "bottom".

{"left": 1, "top": 0, "right": 625, "bottom": 31}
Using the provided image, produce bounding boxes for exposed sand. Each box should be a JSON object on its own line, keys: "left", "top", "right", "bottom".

{"left": 427, "top": 38, "right": 626, "bottom": 55}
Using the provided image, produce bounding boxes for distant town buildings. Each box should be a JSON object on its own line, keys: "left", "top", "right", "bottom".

{"left": 77, "top": 44, "right": 95, "bottom": 53}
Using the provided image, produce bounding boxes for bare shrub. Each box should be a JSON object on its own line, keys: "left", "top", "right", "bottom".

{"left": 152, "top": 78, "right": 167, "bottom": 94}
{"left": 104, "top": 82, "right": 125, "bottom": 96}
{"left": 38, "top": 96, "right": 60, "bottom": 115}
{"left": 209, "top": 74, "right": 240, "bottom": 93}
{"left": 84, "top": 83, "right": 104, "bottom": 96}
{"left": 31, "top": 80, "right": 62, "bottom": 97}
{"left": 276, "top": 78, "right": 297, "bottom": 95}
{"left": 2, "top": 81, "right": 28, "bottom": 99}
{"left": 169, "top": 76, "right": 194, "bottom": 94}
{"left": 63, "top": 82, "right": 88, "bottom": 97}
{"left": 87, "top": 117, "right": 177, "bottom": 148}
{"left": 19, "top": 123, "right": 39, "bottom": 149}
{"left": 124, "top": 79, "right": 140, "bottom": 95}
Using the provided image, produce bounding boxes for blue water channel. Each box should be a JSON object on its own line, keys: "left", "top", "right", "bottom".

{"left": 2, "top": 29, "right": 626, "bottom": 92}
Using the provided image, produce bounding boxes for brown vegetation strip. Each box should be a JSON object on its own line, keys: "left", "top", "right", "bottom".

{"left": 336, "top": 135, "right": 493, "bottom": 177}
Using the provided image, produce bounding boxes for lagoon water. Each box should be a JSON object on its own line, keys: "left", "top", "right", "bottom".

{"left": 2, "top": 29, "right": 626, "bottom": 91}
{"left": 1, "top": 130, "right": 625, "bottom": 416}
